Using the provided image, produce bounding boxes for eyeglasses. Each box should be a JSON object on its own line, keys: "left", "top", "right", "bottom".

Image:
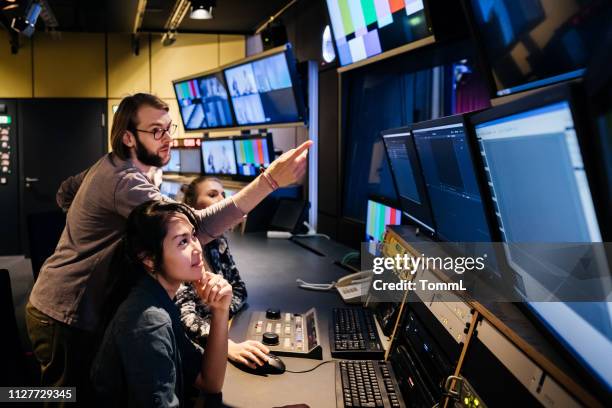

{"left": 133, "top": 124, "right": 178, "bottom": 140}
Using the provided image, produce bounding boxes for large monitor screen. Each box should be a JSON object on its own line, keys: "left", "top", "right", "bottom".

{"left": 366, "top": 198, "right": 402, "bottom": 243}
{"left": 382, "top": 130, "right": 435, "bottom": 233}
{"left": 233, "top": 136, "right": 273, "bottom": 177}
{"left": 412, "top": 119, "right": 491, "bottom": 242}
{"left": 325, "top": 0, "right": 430, "bottom": 67}
{"left": 178, "top": 148, "right": 202, "bottom": 174}
{"left": 224, "top": 50, "right": 303, "bottom": 126}
{"left": 201, "top": 139, "right": 237, "bottom": 176}
{"left": 174, "top": 72, "right": 234, "bottom": 130}
{"left": 474, "top": 99, "right": 611, "bottom": 391}
{"left": 467, "top": 0, "right": 612, "bottom": 96}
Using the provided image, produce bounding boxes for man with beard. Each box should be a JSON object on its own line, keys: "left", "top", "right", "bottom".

{"left": 25, "top": 93, "right": 311, "bottom": 404}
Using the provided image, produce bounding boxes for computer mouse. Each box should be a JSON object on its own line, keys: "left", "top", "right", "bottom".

{"left": 259, "top": 353, "right": 286, "bottom": 375}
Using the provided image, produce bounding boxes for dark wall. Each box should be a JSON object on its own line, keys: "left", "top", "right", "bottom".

{"left": 282, "top": 0, "right": 342, "bottom": 239}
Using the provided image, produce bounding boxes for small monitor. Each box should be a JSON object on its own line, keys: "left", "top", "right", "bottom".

{"left": 466, "top": 0, "right": 612, "bottom": 96}
{"left": 162, "top": 149, "right": 181, "bottom": 173}
{"left": 382, "top": 128, "right": 435, "bottom": 234}
{"left": 365, "top": 197, "right": 402, "bottom": 244}
{"left": 201, "top": 138, "right": 237, "bottom": 176}
{"left": 233, "top": 135, "right": 274, "bottom": 177}
{"left": 174, "top": 72, "right": 235, "bottom": 130}
{"left": 325, "top": 0, "right": 430, "bottom": 67}
{"left": 160, "top": 180, "right": 183, "bottom": 201}
{"left": 178, "top": 148, "right": 202, "bottom": 175}
{"left": 412, "top": 116, "right": 492, "bottom": 242}
{"left": 224, "top": 47, "right": 305, "bottom": 127}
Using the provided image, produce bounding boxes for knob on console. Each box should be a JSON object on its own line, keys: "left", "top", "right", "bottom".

{"left": 262, "top": 332, "right": 280, "bottom": 346}
{"left": 265, "top": 308, "right": 281, "bottom": 320}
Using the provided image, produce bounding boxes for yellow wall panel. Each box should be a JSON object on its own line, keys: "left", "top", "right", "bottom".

{"left": 107, "top": 34, "right": 151, "bottom": 98}
{"left": 219, "top": 34, "right": 245, "bottom": 66}
{"left": 150, "top": 33, "right": 218, "bottom": 99}
{"left": 34, "top": 32, "right": 106, "bottom": 97}
{"left": 0, "top": 32, "right": 32, "bottom": 97}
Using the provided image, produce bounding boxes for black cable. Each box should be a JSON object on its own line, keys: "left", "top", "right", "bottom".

{"left": 285, "top": 360, "right": 334, "bottom": 374}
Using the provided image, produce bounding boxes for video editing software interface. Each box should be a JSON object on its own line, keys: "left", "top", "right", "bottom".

{"left": 224, "top": 52, "right": 301, "bottom": 126}
{"left": 174, "top": 72, "right": 235, "bottom": 130}
{"left": 325, "top": 0, "right": 430, "bottom": 66}
{"left": 412, "top": 120, "right": 491, "bottom": 242}
{"left": 382, "top": 131, "right": 434, "bottom": 233}
{"left": 475, "top": 99, "right": 612, "bottom": 391}
{"left": 201, "top": 139, "right": 238, "bottom": 176}
{"left": 234, "top": 136, "right": 272, "bottom": 176}
{"left": 365, "top": 199, "right": 402, "bottom": 244}
{"left": 468, "top": 0, "right": 612, "bottom": 96}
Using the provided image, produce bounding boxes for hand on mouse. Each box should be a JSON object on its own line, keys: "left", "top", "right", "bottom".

{"left": 194, "top": 272, "right": 233, "bottom": 313}
{"left": 228, "top": 339, "right": 270, "bottom": 369}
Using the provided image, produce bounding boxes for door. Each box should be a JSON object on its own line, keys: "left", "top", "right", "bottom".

{"left": 19, "top": 99, "right": 106, "bottom": 256}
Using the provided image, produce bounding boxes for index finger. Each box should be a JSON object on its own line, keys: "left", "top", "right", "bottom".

{"left": 288, "top": 140, "right": 313, "bottom": 159}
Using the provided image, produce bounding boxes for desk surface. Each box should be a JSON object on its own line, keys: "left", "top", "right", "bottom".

{"left": 223, "top": 232, "right": 351, "bottom": 408}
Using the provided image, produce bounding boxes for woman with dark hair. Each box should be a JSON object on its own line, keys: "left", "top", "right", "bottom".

{"left": 91, "top": 200, "right": 233, "bottom": 407}
{"left": 177, "top": 176, "right": 270, "bottom": 369}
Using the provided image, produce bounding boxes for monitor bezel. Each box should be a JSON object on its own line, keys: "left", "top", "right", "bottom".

{"left": 381, "top": 126, "right": 436, "bottom": 236}
{"left": 200, "top": 136, "right": 239, "bottom": 178}
{"left": 411, "top": 112, "right": 499, "bottom": 243}
{"left": 173, "top": 71, "right": 237, "bottom": 132}
{"left": 162, "top": 148, "right": 181, "bottom": 175}
{"left": 231, "top": 133, "right": 275, "bottom": 181}
{"left": 222, "top": 44, "right": 306, "bottom": 128}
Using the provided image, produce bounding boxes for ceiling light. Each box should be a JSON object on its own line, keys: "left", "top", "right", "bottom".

{"left": 190, "top": 0, "right": 215, "bottom": 20}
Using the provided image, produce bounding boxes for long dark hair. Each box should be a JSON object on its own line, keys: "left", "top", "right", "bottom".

{"left": 124, "top": 200, "right": 199, "bottom": 273}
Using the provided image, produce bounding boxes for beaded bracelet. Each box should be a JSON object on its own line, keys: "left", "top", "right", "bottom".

{"left": 261, "top": 170, "right": 280, "bottom": 190}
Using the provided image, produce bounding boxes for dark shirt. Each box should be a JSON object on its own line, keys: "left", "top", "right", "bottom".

{"left": 175, "top": 235, "right": 247, "bottom": 345}
{"left": 91, "top": 273, "right": 203, "bottom": 407}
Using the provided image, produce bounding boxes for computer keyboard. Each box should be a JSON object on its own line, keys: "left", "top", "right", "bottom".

{"left": 331, "top": 308, "right": 385, "bottom": 359}
{"left": 336, "top": 360, "right": 406, "bottom": 408}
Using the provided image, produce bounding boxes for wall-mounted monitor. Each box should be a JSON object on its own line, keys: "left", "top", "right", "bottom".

{"left": 325, "top": 0, "right": 432, "bottom": 68}
{"left": 223, "top": 45, "right": 305, "bottom": 127}
{"left": 365, "top": 197, "right": 402, "bottom": 243}
{"left": 178, "top": 148, "right": 202, "bottom": 175}
{"left": 162, "top": 149, "right": 181, "bottom": 173}
{"left": 412, "top": 114, "right": 492, "bottom": 242}
{"left": 233, "top": 134, "right": 274, "bottom": 177}
{"left": 464, "top": 0, "right": 612, "bottom": 97}
{"left": 201, "top": 138, "right": 238, "bottom": 176}
{"left": 174, "top": 72, "right": 235, "bottom": 131}
{"left": 381, "top": 128, "right": 435, "bottom": 234}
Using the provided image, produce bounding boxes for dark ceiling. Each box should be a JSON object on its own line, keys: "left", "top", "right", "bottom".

{"left": 0, "top": 0, "right": 294, "bottom": 35}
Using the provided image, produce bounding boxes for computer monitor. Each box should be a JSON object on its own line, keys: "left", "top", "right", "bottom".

{"left": 471, "top": 85, "right": 611, "bottom": 394}
{"left": 178, "top": 148, "right": 202, "bottom": 175}
{"left": 174, "top": 72, "right": 235, "bottom": 130}
{"left": 381, "top": 128, "right": 435, "bottom": 234}
{"left": 365, "top": 197, "right": 402, "bottom": 244}
{"left": 223, "top": 45, "right": 305, "bottom": 127}
{"left": 233, "top": 134, "right": 274, "bottom": 177}
{"left": 465, "top": 0, "right": 612, "bottom": 96}
{"left": 201, "top": 138, "right": 238, "bottom": 176}
{"left": 324, "top": 0, "right": 431, "bottom": 67}
{"left": 160, "top": 180, "right": 183, "bottom": 201}
{"left": 412, "top": 115, "right": 492, "bottom": 242}
{"left": 162, "top": 149, "right": 181, "bottom": 173}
